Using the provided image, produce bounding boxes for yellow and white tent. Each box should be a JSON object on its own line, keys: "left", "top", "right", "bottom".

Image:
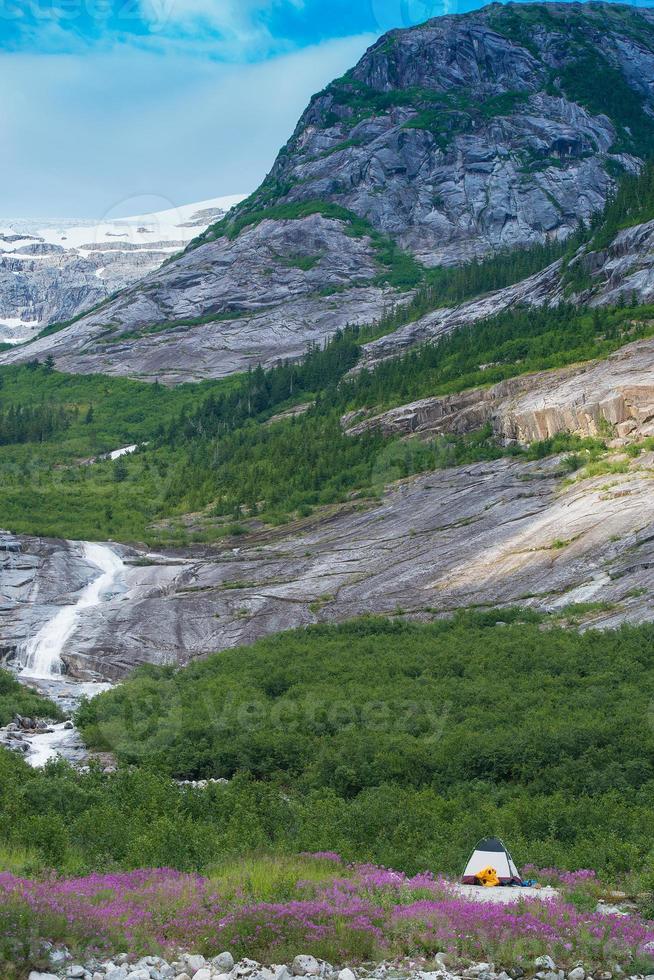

{"left": 462, "top": 837, "right": 522, "bottom": 885}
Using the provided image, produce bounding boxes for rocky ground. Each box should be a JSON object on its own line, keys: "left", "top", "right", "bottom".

{"left": 0, "top": 215, "right": 397, "bottom": 383}
{"left": 347, "top": 335, "right": 654, "bottom": 444}
{"left": 26, "top": 950, "right": 647, "bottom": 980}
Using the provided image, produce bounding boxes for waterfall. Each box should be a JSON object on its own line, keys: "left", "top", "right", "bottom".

{"left": 21, "top": 542, "right": 124, "bottom": 679}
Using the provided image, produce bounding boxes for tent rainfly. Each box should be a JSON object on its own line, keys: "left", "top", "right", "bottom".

{"left": 462, "top": 837, "right": 522, "bottom": 885}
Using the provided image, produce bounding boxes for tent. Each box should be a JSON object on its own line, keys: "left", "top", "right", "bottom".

{"left": 462, "top": 837, "right": 522, "bottom": 885}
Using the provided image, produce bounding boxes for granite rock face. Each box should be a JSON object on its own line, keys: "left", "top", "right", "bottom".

{"left": 264, "top": 5, "right": 641, "bottom": 266}
{"left": 357, "top": 216, "right": 654, "bottom": 371}
{"left": 0, "top": 215, "right": 395, "bottom": 383}
{"left": 4, "top": 449, "right": 654, "bottom": 680}
{"left": 5, "top": 3, "right": 654, "bottom": 380}
{"left": 347, "top": 335, "right": 654, "bottom": 444}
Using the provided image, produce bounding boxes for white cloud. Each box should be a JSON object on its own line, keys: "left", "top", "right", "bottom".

{"left": 138, "top": 0, "right": 304, "bottom": 56}
{"left": 0, "top": 32, "right": 375, "bottom": 219}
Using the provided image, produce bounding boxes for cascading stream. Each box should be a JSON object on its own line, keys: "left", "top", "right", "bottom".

{"left": 20, "top": 542, "right": 124, "bottom": 680}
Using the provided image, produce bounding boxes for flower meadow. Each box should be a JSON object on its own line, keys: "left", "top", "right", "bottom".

{"left": 1, "top": 856, "right": 653, "bottom": 978}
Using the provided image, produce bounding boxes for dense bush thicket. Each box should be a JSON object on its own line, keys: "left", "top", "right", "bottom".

{"left": 77, "top": 615, "right": 654, "bottom": 794}
{"left": 0, "top": 671, "right": 63, "bottom": 727}
{"left": 0, "top": 616, "right": 616, "bottom": 876}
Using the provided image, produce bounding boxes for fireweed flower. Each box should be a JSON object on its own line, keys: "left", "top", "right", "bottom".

{"left": 1, "top": 862, "right": 652, "bottom": 970}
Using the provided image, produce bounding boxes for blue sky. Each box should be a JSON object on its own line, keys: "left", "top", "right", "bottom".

{"left": 1, "top": 0, "right": 652, "bottom": 218}
{"left": 0, "top": 0, "right": 488, "bottom": 218}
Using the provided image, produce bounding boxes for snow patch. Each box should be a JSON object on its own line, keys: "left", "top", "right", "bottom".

{"left": 0, "top": 195, "right": 247, "bottom": 254}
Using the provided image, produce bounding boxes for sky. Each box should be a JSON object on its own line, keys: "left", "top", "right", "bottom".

{"left": 2, "top": 0, "right": 653, "bottom": 218}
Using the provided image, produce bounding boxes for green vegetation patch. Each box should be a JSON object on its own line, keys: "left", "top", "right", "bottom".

{"left": 5, "top": 613, "right": 634, "bottom": 875}
{"left": 0, "top": 670, "right": 64, "bottom": 726}
{"left": 0, "top": 297, "right": 644, "bottom": 544}
{"left": 341, "top": 303, "right": 654, "bottom": 410}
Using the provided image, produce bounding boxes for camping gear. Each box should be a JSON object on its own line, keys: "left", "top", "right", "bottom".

{"left": 474, "top": 865, "right": 500, "bottom": 887}
{"left": 462, "top": 837, "right": 522, "bottom": 885}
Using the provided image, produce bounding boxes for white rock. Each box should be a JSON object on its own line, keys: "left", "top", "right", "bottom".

{"left": 106, "top": 969, "right": 128, "bottom": 980}
{"left": 339, "top": 971, "right": 356, "bottom": 980}
{"left": 193, "top": 970, "right": 212, "bottom": 980}
{"left": 183, "top": 957, "right": 206, "bottom": 974}
{"left": 127, "top": 971, "right": 151, "bottom": 980}
{"left": 568, "top": 969, "right": 585, "bottom": 980}
{"left": 237, "top": 961, "right": 263, "bottom": 975}
{"left": 28, "top": 974, "right": 59, "bottom": 980}
{"left": 67, "top": 968, "right": 86, "bottom": 979}
{"left": 175, "top": 975, "right": 192, "bottom": 980}
{"left": 292, "top": 957, "right": 321, "bottom": 978}
{"left": 536, "top": 960, "right": 556, "bottom": 972}
{"left": 212, "top": 953, "right": 235, "bottom": 973}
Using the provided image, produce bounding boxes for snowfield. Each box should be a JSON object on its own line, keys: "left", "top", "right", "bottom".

{"left": 0, "top": 195, "right": 246, "bottom": 254}
{"left": 0, "top": 194, "right": 247, "bottom": 343}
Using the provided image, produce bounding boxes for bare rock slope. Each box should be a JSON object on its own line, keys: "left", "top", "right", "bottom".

{"left": 3, "top": 449, "right": 654, "bottom": 680}
{"left": 348, "top": 334, "right": 654, "bottom": 444}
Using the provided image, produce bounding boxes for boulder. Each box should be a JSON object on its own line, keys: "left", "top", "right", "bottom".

{"left": 212, "top": 953, "right": 235, "bottom": 973}
{"left": 292, "top": 957, "right": 322, "bottom": 977}
{"left": 105, "top": 968, "right": 128, "bottom": 980}
{"left": 182, "top": 956, "right": 206, "bottom": 974}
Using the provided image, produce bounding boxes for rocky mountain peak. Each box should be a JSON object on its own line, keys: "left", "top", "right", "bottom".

{"left": 5, "top": 2, "right": 654, "bottom": 382}
{"left": 225, "top": 1, "right": 654, "bottom": 266}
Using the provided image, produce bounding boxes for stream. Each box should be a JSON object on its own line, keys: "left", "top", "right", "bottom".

{"left": 11, "top": 542, "right": 123, "bottom": 767}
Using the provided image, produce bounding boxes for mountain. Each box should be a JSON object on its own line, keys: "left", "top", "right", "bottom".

{"left": 6, "top": 2, "right": 654, "bottom": 381}
{"left": 5, "top": 2, "right": 654, "bottom": 675}
{"left": 0, "top": 195, "right": 246, "bottom": 347}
